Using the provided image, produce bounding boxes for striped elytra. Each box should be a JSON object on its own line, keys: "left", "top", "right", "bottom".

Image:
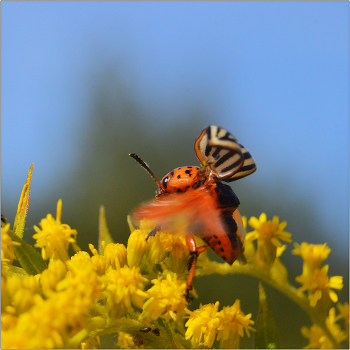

{"left": 194, "top": 125, "right": 257, "bottom": 182}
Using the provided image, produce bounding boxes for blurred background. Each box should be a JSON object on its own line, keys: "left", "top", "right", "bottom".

{"left": 2, "top": 2, "right": 348, "bottom": 348}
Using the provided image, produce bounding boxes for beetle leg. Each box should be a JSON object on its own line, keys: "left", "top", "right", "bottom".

{"left": 185, "top": 232, "right": 209, "bottom": 302}
{"left": 146, "top": 225, "right": 161, "bottom": 242}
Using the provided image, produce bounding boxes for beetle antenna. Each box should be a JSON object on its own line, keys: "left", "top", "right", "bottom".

{"left": 129, "top": 153, "right": 160, "bottom": 186}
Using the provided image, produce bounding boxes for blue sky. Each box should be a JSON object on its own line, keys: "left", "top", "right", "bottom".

{"left": 2, "top": 2, "right": 349, "bottom": 260}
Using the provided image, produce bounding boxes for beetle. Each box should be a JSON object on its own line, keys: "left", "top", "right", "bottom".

{"left": 130, "top": 125, "right": 256, "bottom": 301}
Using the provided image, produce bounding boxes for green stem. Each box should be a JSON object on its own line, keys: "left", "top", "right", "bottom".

{"left": 195, "top": 259, "right": 341, "bottom": 348}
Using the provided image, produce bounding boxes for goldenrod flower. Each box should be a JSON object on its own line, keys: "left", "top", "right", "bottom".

{"left": 168, "top": 233, "right": 189, "bottom": 274}
{"left": 1, "top": 313, "right": 18, "bottom": 331}
{"left": 216, "top": 299, "right": 255, "bottom": 349}
{"left": 1, "top": 275, "right": 9, "bottom": 312}
{"left": 40, "top": 259, "right": 67, "bottom": 295}
{"left": 301, "top": 324, "right": 332, "bottom": 349}
{"left": 296, "top": 265, "right": 343, "bottom": 308}
{"left": 185, "top": 301, "right": 220, "bottom": 348}
{"left": 142, "top": 273, "right": 187, "bottom": 321}
{"left": 33, "top": 199, "right": 79, "bottom": 261}
{"left": 85, "top": 244, "right": 108, "bottom": 275}
{"left": 270, "top": 245, "right": 289, "bottom": 284}
{"left": 1, "top": 223, "right": 20, "bottom": 264}
{"left": 301, "top": 307, "right": 347, "bottom": 348}
{"left": 246, "top": 214, "right": 292, "bottom": 266}
{"left": 336, "top": 302, "right": 349, "bottom": 339}
{"left": 117, "top": 332, "right": 135, "bottom": 349}
{"left": 104, "top": 266, "right": 148, "bottom": 319}
{"left": 6, "top": 274, "right": 42, "bottom": 314}
{"left": 146, "top": 231, "right": 174, "bottom": 264}
{"left": 293, "top": 242, "right": 331, "bottom": 278}
{"left": 326, "top": 307, "right": 347, "bottom": 344}
{"left": 58, "top": 259, "right": 103, "bottom": 305}
{"left": 3, "top": 290, "right": 88, "bottom": 349}
{"left": 102, "top": 242, "right": 127, "bottom": 270}
{"left": 127, "top": 229, "right": 149, "bottom": 268}
{"left": 71, "top": 250, "right": 91, "bottom": 261}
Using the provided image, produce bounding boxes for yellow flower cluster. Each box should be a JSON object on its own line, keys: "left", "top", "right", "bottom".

{"left": 141, "top": 273, "right": 187, "bottom": 321}
{"left": 33, "top": 199, "right": 79, "bottom": 262}
{"left": 242, "top": 213, "right": 346, "bottom": 348}
{"left": 1, "top": 223, "right": 20, "bottom": 264}
{"left": 293, "top": 243, "right": 343, "bottom": 311}
{"left": 302, "top": 305, "right": 348, "bottom": 348}
{"left": 246, "top": 213, "right": 292, "bottom": 268}
{"left": 185, "top": 300, "right": 254, "bottom": 348}
{"left": 1, "top": 188, "right": 347, "bottom": 350}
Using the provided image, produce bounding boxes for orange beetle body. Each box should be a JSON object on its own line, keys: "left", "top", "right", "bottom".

{"left": 130, "top": 125, "right": 256, "bottom": 301}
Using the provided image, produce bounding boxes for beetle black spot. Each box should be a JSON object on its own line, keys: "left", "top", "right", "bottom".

{"left": 222, "top": 256, "right": 227, "bottom": 261}
{"left": 187, "top": 166, "right": 193, "bottom": 168}
{"left": 220, "top": 248, "right": 224, "bottom": 252}
{"left": 213, "top": 234, "right": 218, "bottom": 239}
{"left": 177, "top": 175, "right": 181, "bottom": 179}
{"left": 162, "top": 177, "right": 169, "bottom": 189}
{"left": 176, "top": 188, "right": 183, "bottom": 193}
{"left": 217, "top": 241, "right": 222, "bottom": 245}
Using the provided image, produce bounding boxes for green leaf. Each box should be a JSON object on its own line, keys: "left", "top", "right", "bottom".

{"left": 13, "top": 163, "right": 34, "bottom": 238}
{"left": 255, "top": 282, "right": 281, "bottom": 349}
{"left": 98, "top": 205, "right": 114, "bottom": 254}
{"left": 7, "top": 230, "right": 47, "bottom": 275}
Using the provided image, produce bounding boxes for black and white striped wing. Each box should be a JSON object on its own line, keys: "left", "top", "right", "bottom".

{"left": 194, "top": 125, "right": 256, "bottom": 182}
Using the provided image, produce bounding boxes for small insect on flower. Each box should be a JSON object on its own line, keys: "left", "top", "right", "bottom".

{"left": 130, "top": 125, "right": 257, "bottom": 302}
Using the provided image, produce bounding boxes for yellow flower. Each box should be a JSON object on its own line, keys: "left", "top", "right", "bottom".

{"left": 1, "top": 313, "right": 18, "bottom": 331}
{"left": 71, "top": 250, "right": 91, "bottom": 261}
{"left": 58, "top": 259, "right": 103, "bottom": 304}
{"left": 6, "top": 274, "right": 42, "bottom": 314}
{"left": 270, "top": 245, "right": 289, "bottom": 284}
{"left": 33, "top": 199, "right": 79, "bottom": 261}
{"left": 185, "top": 301, "right": 220, "bottom": 348}
{"left": 242, "top": 215, "right": 247, "bottom": 229}
{"left": 141, "top": 273, "right": 187, "bottom": 321}
{"left": 117, "top": 332, "right": 135, "bottom": 349}
{"left": 1, "top": 223, "right": 20, "bottom": 264}
{"left": 336, "top": 302, "right": 349, "bottom": 339}
{"left": 86, "top": 244, "right": 108, "bottom": 275}
{"left": 293, "top": 242, "right": 331, "bottom": 278}
{"left": 167, "top": 233, "right": 189, "bottom": 274}
{"left": 301, "top": 307, "right": 346, "bottom": 348}
{"left": 296, "top": 265, "right": 343, "bottom": 308}
{"left": 104, "top": 266, "right": 148, "bottom": 319}
{"left": 127, "top": 230, "right": 149, "bottom": 268}
{"left": 40, "top": 259, "right": 67, "bottom": 295}
{"left": 146, "top": 231, "right": 174, "bottom": 265}
{"left": 301, "top": 324, "right": 332, "bottom": 349}
{"left": 216, "top": 299, "right": 255, "bottom": 349}
{"left": 246, "top": 214, "right": 292, "bottom": 267}
{"left": 326, "top": 307, "right": 347, "bottom": 344}
{"left": 102, "top": 242, "right": 127, "bottom": 270}
{"left": 3, "top": 290, "right": 87, "bottom": 349}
